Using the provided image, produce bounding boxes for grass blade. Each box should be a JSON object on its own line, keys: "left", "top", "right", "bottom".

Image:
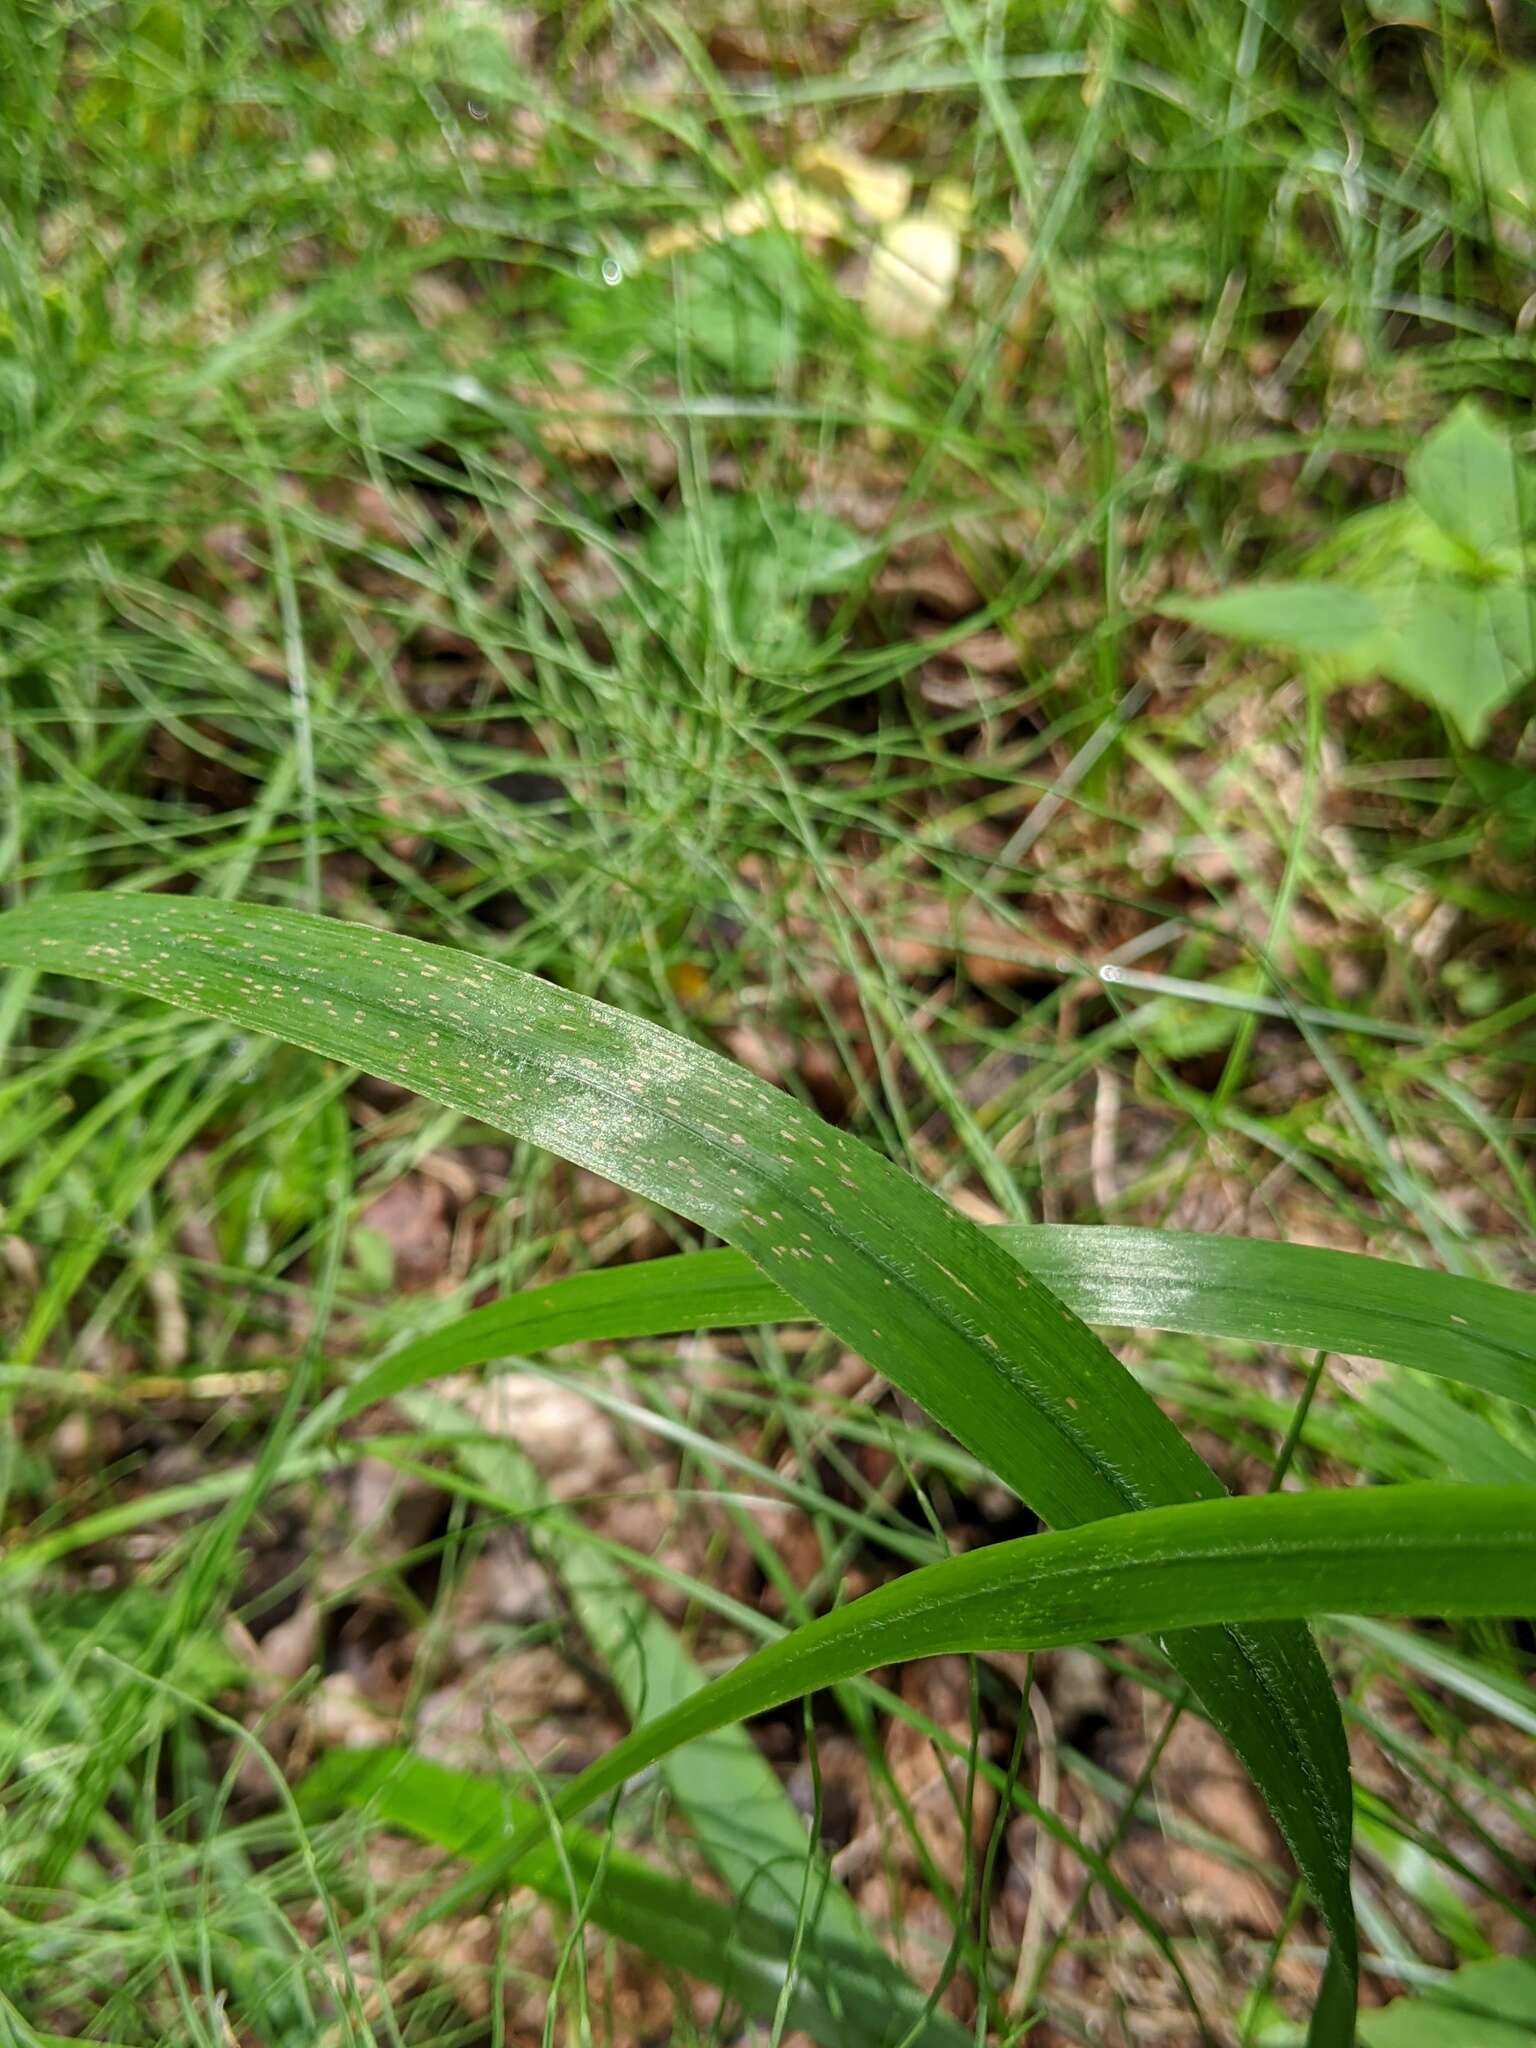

{"left": 334, "top": 1229, "right": 1536, "bottom": 1425}
{"left": 1016, "top": 1227, "right": 1536, "bottom": 1404}
{"left": 0, "top": 891, "right": 1361, "bottom": 2040}
{"left": 307, "top": 1751, "right": 957, "bottom": 2048}
{"left": 419, "top": 1482, "right": 1535, "bottom": 1905}
{"left": 397, "top": 1387, "right": 969, "bottom": 2048}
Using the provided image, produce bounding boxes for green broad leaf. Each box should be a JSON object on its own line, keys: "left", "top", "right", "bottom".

{"left": 390, "top": 1482, "right": 1536, "bottom": 1916}
{"left": 418, "top": 8, "right": 521, "bottom": 100}
{"left": 1406, "top": 401, "right": 1527, "bottom": 560}
{"left": 555, "top": 238, "right": 808, "bottom": 393}
{"left": 1379, "top": 579, "right": 1536, "bottom": 745}
{"left": 1161, "top": 582, "right": 1388, "bottom": 660}
{"left": 1436, "top": 69, "right": 1536, "bottom": 225}
{"left": 1162, "top": 556, "right": 1536, "bottom": 746}
{"left": 1361, "top": 1956, "right": 1536, "bottom": 2048}
{"left": 1163, "top": 408, "right": 1536, "bottom": 746}
{"left": 305, "top": 1749, "right": 951, "bottom": 2048}
{"left": 1304, "top": 498, "right": 1468, "bottom": 585}
{"left": 334, "top": 1226, "right": 1536, "bottom": 1424}
{"left": 0, "top": 891, "right": 1361, "bottom": 2044}
{"left": 359, "top": 373, "right": 457, "bottom": 455}
{"left": 671, "top": 239, "right": 808, "bottom": 389}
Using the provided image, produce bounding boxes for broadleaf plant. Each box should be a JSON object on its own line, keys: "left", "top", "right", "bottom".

{"left": 4, "top": 893, "right": 1533, "bottom": 2040}
{"left": 1362, "top": 1954, "right": 1536, "bottom": 2048}
{"left": 1161, "top": 401, "right": 1536, "bottom": 743}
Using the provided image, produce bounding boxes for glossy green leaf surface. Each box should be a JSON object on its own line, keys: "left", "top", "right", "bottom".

{"left": 1163, "top": 580, "right": 1387, "bottom": 657}
{"left": 1362, "top": 1955, "right": 1536, "bottom": 2048}
{"left": 0, "top": 891, "right": 1359, "bottom": 2040}
{"left": 427, "top": 1483, "right": 1535, "bottom": 1904}
{"left": 335, "top": 1226, "right": 1536, "bottom": 1424}
{"left": 1406, "top": 401, "right": 1526, "bottom": 558}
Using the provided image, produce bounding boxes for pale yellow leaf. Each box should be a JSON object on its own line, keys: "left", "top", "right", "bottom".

{"left": 646, "top": 174, "right": 843, "bottom": 260}
{"left": 864, "top": 214, "right": 962, "bottom": 340}
{"left": 721, "top": 173, "right": 844, "bottom": 242}
{"left": 796, "top": 141, "right": 912, "bottom": 223}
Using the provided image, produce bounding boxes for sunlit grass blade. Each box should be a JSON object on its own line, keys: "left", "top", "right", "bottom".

{"left": 0, "top": 891, "right": 1360, "bottom": 2041}
{"left": 333, "top": 1228, "right": 1536, "bottom": 1426}
{"left": 307, "top": 1750, "right": 959, "bottom": 2048}
{"left": 411, "top": 1482, "right": 1535, "bottom": 1912}
{"left": 1337, "top": 1615, "right": 1536, "bottom": 1739}
{"left": 395, "top": 1387, "right": 968, "bottom": 2048}
{"left": 1019, "top": 1228, "right": 1536, "bottom": 1404}
{"left": 392, "top": 1395, "right": 1208, "bottom": 2019}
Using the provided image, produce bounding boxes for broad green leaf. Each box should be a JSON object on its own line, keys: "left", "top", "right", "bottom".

{"left": 307, "top": 1750, "right": 948, "bottom": 2048}
{"left": 670, "top": 240, "right": 808, "bottom": 390}
{"left": 1361, "top": 1956, "right": 1536, "bottom": 2048}
{"left": 1162, "top": 407, "right": 1536, "bottom": 746}
{"left": 553, "top": 239, "right": 808, "bottom": 393}
{"left": 1162, "top": 582, "right": 1388, "bottom": 659}
{"left": 1303, "top": 497, "right": 1468, "bottom": 585}
{"left": 419, "top": 5, "right": 521, "bottom": 100}
{"left": 335, "top": 1227, "right": 1536, "bottom": 1423}
{"left": 1436, "top": 70, "right": 1536, "bottom": 224}
{"left": 375, "top": 1483, "right": 1536, "bottom": 1917}
{"left": 0, "top": 892, "right": 1360, "bottom": 2043}
{"left": 1380, "top": 580, "right": 1536, "bottom": 746}
{"left": 1163, "top": 572, "right": 1535, "bottom": 746}
{"left": 1406, "top": 401, "right": 1527, "bottom": 559}
{"left": 360, "top": 374, "right": 457, "bottom": 455}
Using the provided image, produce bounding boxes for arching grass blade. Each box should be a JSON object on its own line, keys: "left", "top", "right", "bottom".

{"left": 0, "top": 891, "right": 1362, "bottom": 2042}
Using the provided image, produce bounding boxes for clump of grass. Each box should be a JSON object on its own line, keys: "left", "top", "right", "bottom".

{"left": 2, "top": 3, "right": 1534, "bottom": 2043}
